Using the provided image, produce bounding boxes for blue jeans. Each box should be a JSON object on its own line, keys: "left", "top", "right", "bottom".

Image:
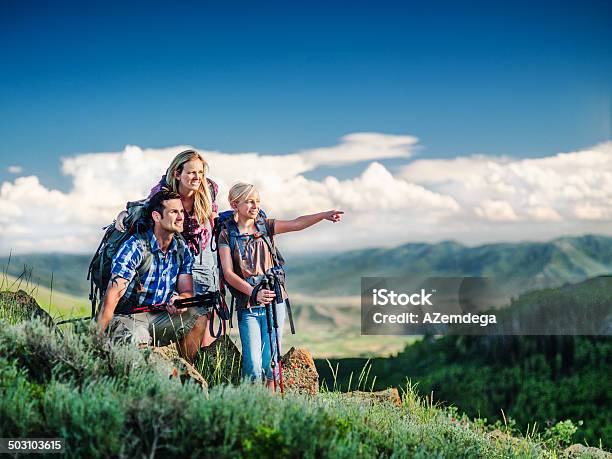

{"left": 238, "top": 302, "right": 286, "bottom": 381}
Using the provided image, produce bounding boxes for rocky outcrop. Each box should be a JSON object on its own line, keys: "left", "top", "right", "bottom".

{"left": 562, "top": 444, "right": 611, "bottom": 459}
{"left": 148, "top": 346, "right": 208, "bottom": 390}
{"left": 193, "top": 335, "right": 243, "bottom": 385}
{"left": 281, "top": 347, "right": 319, "bottom": 395}
{"left": 0, "top": 290, "right": 55, "bottom": 326}
{"left": 347, "top": 388, "right": 402, "bottom": 406}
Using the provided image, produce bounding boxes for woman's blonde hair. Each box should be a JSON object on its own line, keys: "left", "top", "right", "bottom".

{"left": 165, "top": 149, "right": 213, "bottom": 223}
{"left": 228, "top": 182, "right": 258, "bottom": 209}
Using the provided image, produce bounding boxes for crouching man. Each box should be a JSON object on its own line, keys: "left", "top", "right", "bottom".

{"left": 97, "top": 189, "right": 208, "bottom": 362}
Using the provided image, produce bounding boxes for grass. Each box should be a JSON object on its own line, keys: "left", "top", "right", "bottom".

{"left": 1, "top": 280, "right": 604, "bottom": 458}
{"left": 1, "top": 265, "right": 607, "bottom": 457}
{"left": 0, "top": 272, "right": 89, "bottom": 320}
{"left": 0, "top": 318, "right": 557, "bottom": 458}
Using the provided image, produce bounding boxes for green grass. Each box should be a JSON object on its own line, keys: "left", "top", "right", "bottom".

{"left": 0, "top": 317, "right": 559, "bottom": 458}
{"left": 0, "top": 273, "right": 89, "bottom": 319}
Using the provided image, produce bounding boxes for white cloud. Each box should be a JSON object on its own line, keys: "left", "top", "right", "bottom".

{"left": 0, "top": 135, "right": 611, "bottom": 255}
{"left": 7, "top": 165, "right": 22, "bottom": 174}
{"left": 299, "top": 132, "right": 419, "bottom": 167}
{"left": 474, "top": 200, "right": 519, "bottom": 221}
{"left": 0, "top": 133, "right": 425, "bottom": 254}
{"left": 400, "top": 141, "right": 612, "bottom": 226}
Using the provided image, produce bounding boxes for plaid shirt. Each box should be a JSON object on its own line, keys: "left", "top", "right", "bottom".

{"left": 111, "top": 229, "right": 194, "bottom": 314}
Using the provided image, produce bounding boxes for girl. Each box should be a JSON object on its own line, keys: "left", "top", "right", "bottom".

{"left": 116, "top": 149, "right": 220, "bottom": 345}
{"left": 218, "top": 182, "right": 342, "bottom": 389}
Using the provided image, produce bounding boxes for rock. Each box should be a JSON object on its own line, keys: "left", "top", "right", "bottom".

{"left": 0, "top": 290, "right": 55, "bottom": 326}
{"left": 562, "top": 444, "right": 611, "bottom": 459}
{"left": 281, "top": 347, "right": 319, "bottom": 396}
{"left": 148, "top": 346, "right": 208, "bottom": 390}
{"left": 347, "top": 388, "right": 402, "bottom": 406}
{"left": 156, "top": 342, "right": 181, "bottom": 360}
{"left": 193, "top": 335, "right": 242, "bottom": 385}
{"left": 487, "top": 429, "right": 525, "bottom": 449}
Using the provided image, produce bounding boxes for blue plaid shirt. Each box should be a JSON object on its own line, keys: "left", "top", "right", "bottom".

{"left": 111, "top": 230, "right": 194, "bottom": 313}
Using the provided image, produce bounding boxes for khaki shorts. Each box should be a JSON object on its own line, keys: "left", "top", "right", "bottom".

{"left": 107, "top": 306, "right": 208, "bottom": 347}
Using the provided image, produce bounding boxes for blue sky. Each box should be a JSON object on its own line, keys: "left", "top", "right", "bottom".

{"left": 0, "top": 0, "right": 610, "bottom": 191}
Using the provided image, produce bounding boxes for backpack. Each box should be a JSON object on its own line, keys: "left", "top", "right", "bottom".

{"left": 211, "top": 209, "right": 295, "bottom": 333}
{"left": 87, "top": 199, "right": 184, "bottom": 318}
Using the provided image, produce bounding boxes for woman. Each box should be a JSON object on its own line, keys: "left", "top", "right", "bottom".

{"left": 218, "top": 182, "right": 342, "bottom": 390}
{"left": 117, "top": 149, "right": 220, "bottom": 345}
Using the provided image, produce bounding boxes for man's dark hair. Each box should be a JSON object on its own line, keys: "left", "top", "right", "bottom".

{"left": 146, "top": 189, "right": 181, "bottom": 227}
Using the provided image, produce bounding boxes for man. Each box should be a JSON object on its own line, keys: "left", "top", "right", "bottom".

{"left": 97, "top": 189, "right": 208, "bottom": 362}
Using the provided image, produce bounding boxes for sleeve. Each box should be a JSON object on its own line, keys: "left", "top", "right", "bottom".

{"left": 179, "top": 244, "right": 194, "bottom": 275}
{"left": 148, "top": 175, "right": 167, "bottom": 198}
{"left": 218, "top": 228, "right": 230, "bottom": 247}
{"left": 265, "top": 218, "right": 276, "bottom": 238}
{"left": 111, "top": 237, "right": 145, "bottom": 282}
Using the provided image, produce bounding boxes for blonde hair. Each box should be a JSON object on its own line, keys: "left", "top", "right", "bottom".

{"left": 228, "top": 182, "right": 258, "bottom": 208}
{"left": 165, "top": 150, "right": 213, "bottom": 223}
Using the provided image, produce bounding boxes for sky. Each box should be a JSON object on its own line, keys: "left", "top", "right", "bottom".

{"left": 0, "top": 1, "right": 611, "bottom": 254}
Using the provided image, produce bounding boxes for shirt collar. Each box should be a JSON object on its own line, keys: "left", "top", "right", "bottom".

{"left": 147, "top": 229, "right": 178, "bottom": 254}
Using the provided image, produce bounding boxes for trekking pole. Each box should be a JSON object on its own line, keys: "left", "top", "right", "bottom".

{"left": 57, "top": 316, "right": 92, "bottom": 325}
{"left": 261, "top": 279, "right": 278, "bottom": 392}
{"left": 267, "top": 273, "right": 285, "bottom": 396}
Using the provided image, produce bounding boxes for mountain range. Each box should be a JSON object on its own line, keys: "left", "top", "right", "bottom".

{"left": 2, "top": 234, "right": 611, "bottom": 298}
{"left": 286, "top": 234, "right": 612, "bottom": 295}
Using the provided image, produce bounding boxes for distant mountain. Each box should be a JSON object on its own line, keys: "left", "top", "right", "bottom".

{"left": 2, "top": 235, "right": 611, "bottom": 298}
{"left": 286, "top": 234, "right": 612, "bottom": 296}
{"left": 1, "top": 254, "right": 91, "bottom": 297}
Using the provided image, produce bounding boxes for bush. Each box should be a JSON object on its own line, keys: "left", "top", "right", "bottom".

{"left": 0, "top": 318, "right": 556, "bottom": 458}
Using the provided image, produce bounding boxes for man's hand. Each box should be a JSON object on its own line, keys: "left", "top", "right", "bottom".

{"left": 166, "top": 294, "right": 187, "bottom": 315}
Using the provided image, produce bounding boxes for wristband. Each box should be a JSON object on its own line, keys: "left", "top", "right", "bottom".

{"left": 249, "top": 286, "right": 261, "bottom": 306}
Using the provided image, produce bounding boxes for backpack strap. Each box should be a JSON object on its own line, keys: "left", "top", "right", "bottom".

{"left": 134, "top": 233, "right": 154, "bottom": 285}
{"left": 206, "top": 177, "right": 218, "bottom": 203}
{"left": 254, "top": 214, "right": 294, "bottom": 334}
{"left": 227, "top": 219, "right": 247, "bottom": 261}
{"left": 114, "top": 234, "right": 153, "bottom": 312}
{"left": 173, "top": 233, "right": 186, "bottom": 273}
{"left": 255, "top": 214, "right": 284, "bottom": 269}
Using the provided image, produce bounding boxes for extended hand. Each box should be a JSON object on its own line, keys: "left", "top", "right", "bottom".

{"left": 324, "top": 210, "right": 344, "bottom": 223}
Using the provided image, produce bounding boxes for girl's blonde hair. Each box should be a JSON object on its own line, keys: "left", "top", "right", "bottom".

{"left": 165, "top": 149, "right": 213, "bottom": 223}
{"left": 228, "top": 182, "right": 258, "bottom": 209}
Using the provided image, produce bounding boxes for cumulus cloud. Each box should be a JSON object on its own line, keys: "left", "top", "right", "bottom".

{"left": 0, "top": 133, "right": 429, "bottom": 254}
{"left": 400, "top": 142, "right": 612, "bottom": 225}
{"left": 474, "top": 200, "right": 519, "bottom": 221}
{"left": 7, "top": 165, "right": 22, "bottom": 174}
{"left": 0, "top": 134, "right": 611, "bottom": 255}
